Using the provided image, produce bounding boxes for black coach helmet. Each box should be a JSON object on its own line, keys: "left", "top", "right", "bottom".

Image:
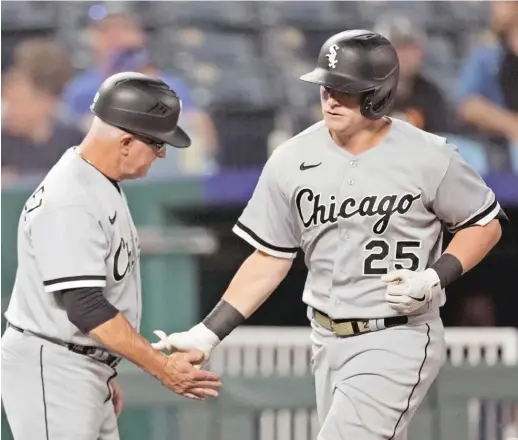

{"left": 300, "top": 30, "right": 400, "bottom": 120}
{"left": 90, "top": 72, "right": 191, "bottom": 148}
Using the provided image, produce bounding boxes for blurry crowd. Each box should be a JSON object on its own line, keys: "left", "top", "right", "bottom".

{"left": 1, "top": 9, "right": 219, "bottom": 185}
{"left": 1, "top": 1, "right": 518, "bottom": 185}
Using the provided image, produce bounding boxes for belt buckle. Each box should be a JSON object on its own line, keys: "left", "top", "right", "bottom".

{"left": 332, "top": 320, "right": 372, "bottom": 337}
{"left": 324, "top": 315, "right": 340, "bottom": 335}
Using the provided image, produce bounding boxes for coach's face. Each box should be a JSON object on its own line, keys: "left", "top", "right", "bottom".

{"left": 321, "top": 87, "right": 369, "bottom": 135}
{"left": 119, "top": 134, "right": 166, "bottom": 179}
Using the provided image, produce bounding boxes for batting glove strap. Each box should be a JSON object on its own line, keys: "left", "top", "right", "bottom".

{"left": 422, "top": 268, "right": 442, "bottom": 301}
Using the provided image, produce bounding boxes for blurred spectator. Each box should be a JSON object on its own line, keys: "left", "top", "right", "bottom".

{"left": 456, "top": 1, "right": 518, "bottom": 172}
{"left": 457, "top": 292, "right": 496, "bottom": 327}
{"left": 374, "top": 14, "right": 451, "bottom": 133}
{"left": 62, "top": 12, "right": 218, "bottom": 173}
{"left": 1, "top": 38, "right": 83, "bottom": 186}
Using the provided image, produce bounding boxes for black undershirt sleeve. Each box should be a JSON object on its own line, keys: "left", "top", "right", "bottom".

{"left": 61, "top": 287, "right": 119, "bottom": 334}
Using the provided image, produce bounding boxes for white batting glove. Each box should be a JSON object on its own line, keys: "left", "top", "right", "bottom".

{"left": 151, "top": 323, "right": 221, "bottom": 365}
{"left": 381, "top": 268, "right": 442, "bottom": 314}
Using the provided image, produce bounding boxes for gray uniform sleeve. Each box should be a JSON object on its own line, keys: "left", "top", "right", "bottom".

{"left": 30, "top": 206, "right": 108, "bottom": 293}
{"left": 232, "top": 153, "right": 299, "bottom": 259}
{"left": 432, "top": 145, "right": 500, "bottom": 232}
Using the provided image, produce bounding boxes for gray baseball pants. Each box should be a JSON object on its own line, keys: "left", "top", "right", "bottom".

{"left": 1, "top": 326, "right": 119, "bottom": 440}
{"left": 310, "top": 311, "right": 446, "bottom": 440}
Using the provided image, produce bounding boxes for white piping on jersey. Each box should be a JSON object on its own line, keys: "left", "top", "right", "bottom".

{"left": 232, "top": 224, "right": 297, "bottom": 260}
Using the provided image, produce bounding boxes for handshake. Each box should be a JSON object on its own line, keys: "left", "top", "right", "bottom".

{"left": 151, "top": 323, "right": 222, "bottom": 400}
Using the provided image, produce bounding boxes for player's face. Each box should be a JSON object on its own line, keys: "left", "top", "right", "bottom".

{"left": 320, "top": 87, "right": 369, "bottom": 135}
{"left": 120, "top": 135, "right": 166, "bottom": 179}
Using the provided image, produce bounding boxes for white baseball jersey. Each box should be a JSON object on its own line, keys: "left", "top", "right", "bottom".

{"left": 4, "top": 147, "right": 142, "bottom": 347}
{"left": 233, "top": 118, "right": 500, "bottom": 319}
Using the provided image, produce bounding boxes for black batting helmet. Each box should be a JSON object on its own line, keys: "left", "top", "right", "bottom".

{"left": 300, "top": 30, "right": 399, "bottom": 120}
{"left": 90, "top": 72, "right": 191, "bottom": 148}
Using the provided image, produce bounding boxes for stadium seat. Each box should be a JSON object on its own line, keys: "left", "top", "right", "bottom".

{"left": 274, "top": 61, "right": 319, "bottom": 108}
{"left": 194, "top": 63, "right": 277, "bottom": 109}
{"left": 423, "top": 36, "right": 457, "bottom": 76}
{"left": 1, "top": 1, "right": 58, "bottom": 30}
{"left": 138, "top": 1, "right": 257, "bottom": 29}
{"left": 154, "top": 28, "right": 259, "bottom": 70}
{"left": 257, "top": 1, "right": 341, "bottom": 29}
{"left": 211, "top": 105, "right": 277, "bottom": 168}
{"left": 430, "top": 1, "right": 490, "bottom": 30}
{"left": 263, "top": 27, "right": 342, "bottom": 63}
{"left": 425, "top": 36, "right": 455, "bottom": 66}
{"left": 357, "top": 1, "right": 429, "bottom": 27}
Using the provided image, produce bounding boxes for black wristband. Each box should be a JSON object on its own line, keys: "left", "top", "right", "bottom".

{"left": 202, "top": 300, "right": 245, "bottom": 341}
{"left": 430, "top": 253, "right": 463, "bottom": 289}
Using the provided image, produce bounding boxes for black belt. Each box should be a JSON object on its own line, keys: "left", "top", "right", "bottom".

{"left": 7, "top": 322, "right": 121, "bottom": 368}
{"left": 313, "top": 309, "right": 409, "bottom": 337}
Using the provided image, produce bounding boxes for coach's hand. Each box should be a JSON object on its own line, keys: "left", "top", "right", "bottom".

{"left": 152, "top": 323, "right": 220, "bottom": 365}
{"left": 382, "top": 268, "right": 442, "bottom": 314}
{"left": 160, "top": 350, "right": 222, "bottom": 400}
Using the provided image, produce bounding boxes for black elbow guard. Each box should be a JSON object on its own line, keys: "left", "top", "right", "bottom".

{"left": 61, "top": 287, "right": 119, "bottom": 334}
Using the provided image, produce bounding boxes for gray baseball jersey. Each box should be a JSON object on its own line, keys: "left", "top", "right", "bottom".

{"left": 4, "top": 147, "right": 142, "bottom": 347}
{"left": 233, "top": 118, "right": 500, "bottom": 319}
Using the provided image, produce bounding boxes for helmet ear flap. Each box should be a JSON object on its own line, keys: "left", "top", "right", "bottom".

{"left": 360, "top": 92, "right": 376, "bottom": 119}
{"left": 360, "top": 90, "right": 395, "bottom": 120}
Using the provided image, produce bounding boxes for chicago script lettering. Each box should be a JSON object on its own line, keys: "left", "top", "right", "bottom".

{"left": 295, "top": 188, "right": 421, "bottom": 235}
{"left": 113, "top": 237, "right": 136, "bottom": 282}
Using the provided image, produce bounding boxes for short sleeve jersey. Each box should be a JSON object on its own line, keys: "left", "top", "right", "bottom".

{"left": 233, "top": 118, "right": 500, "bottom": 319}
{"left": 4, "top": 148, "right": 142, "bottom": 346}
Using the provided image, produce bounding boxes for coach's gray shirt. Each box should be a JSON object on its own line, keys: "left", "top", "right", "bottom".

{"left": 233, "top": 118, "right": 500, "bottom": 319}
{"left": 5, "top": 147, "right": 142, "bottom": 347}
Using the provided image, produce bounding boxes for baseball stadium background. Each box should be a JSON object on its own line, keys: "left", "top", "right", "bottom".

{"left": 1, "top": 1, "right": 518, "bottom": 439}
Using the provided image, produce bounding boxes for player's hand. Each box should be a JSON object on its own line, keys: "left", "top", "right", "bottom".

{"left": 110, "top": 378, "right": 124, "bottom": 417}
{"left": 152, "top": 323, "right": 221, "bottom": 365}
{"left": 381, "top": 268, "right": 442, "bottom": 314}
{"left": 159, "top": 350, "right": 222, "bottom": 400}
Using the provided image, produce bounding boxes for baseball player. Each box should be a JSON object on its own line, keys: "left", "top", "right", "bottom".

{"left": 1, "top": 72, "right": 221, "bottom": 440}
{"left": 152, "top": 31, "right": 507, "bottom": 439}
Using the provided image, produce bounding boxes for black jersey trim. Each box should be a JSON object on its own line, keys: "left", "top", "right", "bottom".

{"left": 450, "top": 200, "right": 498, "bottom": 232}
{"left": 234, "top": 221, "right": 299, "bottom": 253}
{"left": 43, "top": 275, "right": 106, "bottom": 286}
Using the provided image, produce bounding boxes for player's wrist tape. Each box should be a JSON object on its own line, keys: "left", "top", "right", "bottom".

{"left": 202, "top": 300, "right": 245, "bottom": 341}
{"left": 430, "top": 253, "right": 463, "bottom": 289}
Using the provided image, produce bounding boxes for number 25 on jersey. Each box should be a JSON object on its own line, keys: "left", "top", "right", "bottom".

{"left": 363, "top": 239, "right": 421, "bottom": 275}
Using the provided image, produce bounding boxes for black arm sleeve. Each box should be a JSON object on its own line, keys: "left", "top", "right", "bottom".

{"left": 61, "top": 287, "right": 119, "bottom": 334}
